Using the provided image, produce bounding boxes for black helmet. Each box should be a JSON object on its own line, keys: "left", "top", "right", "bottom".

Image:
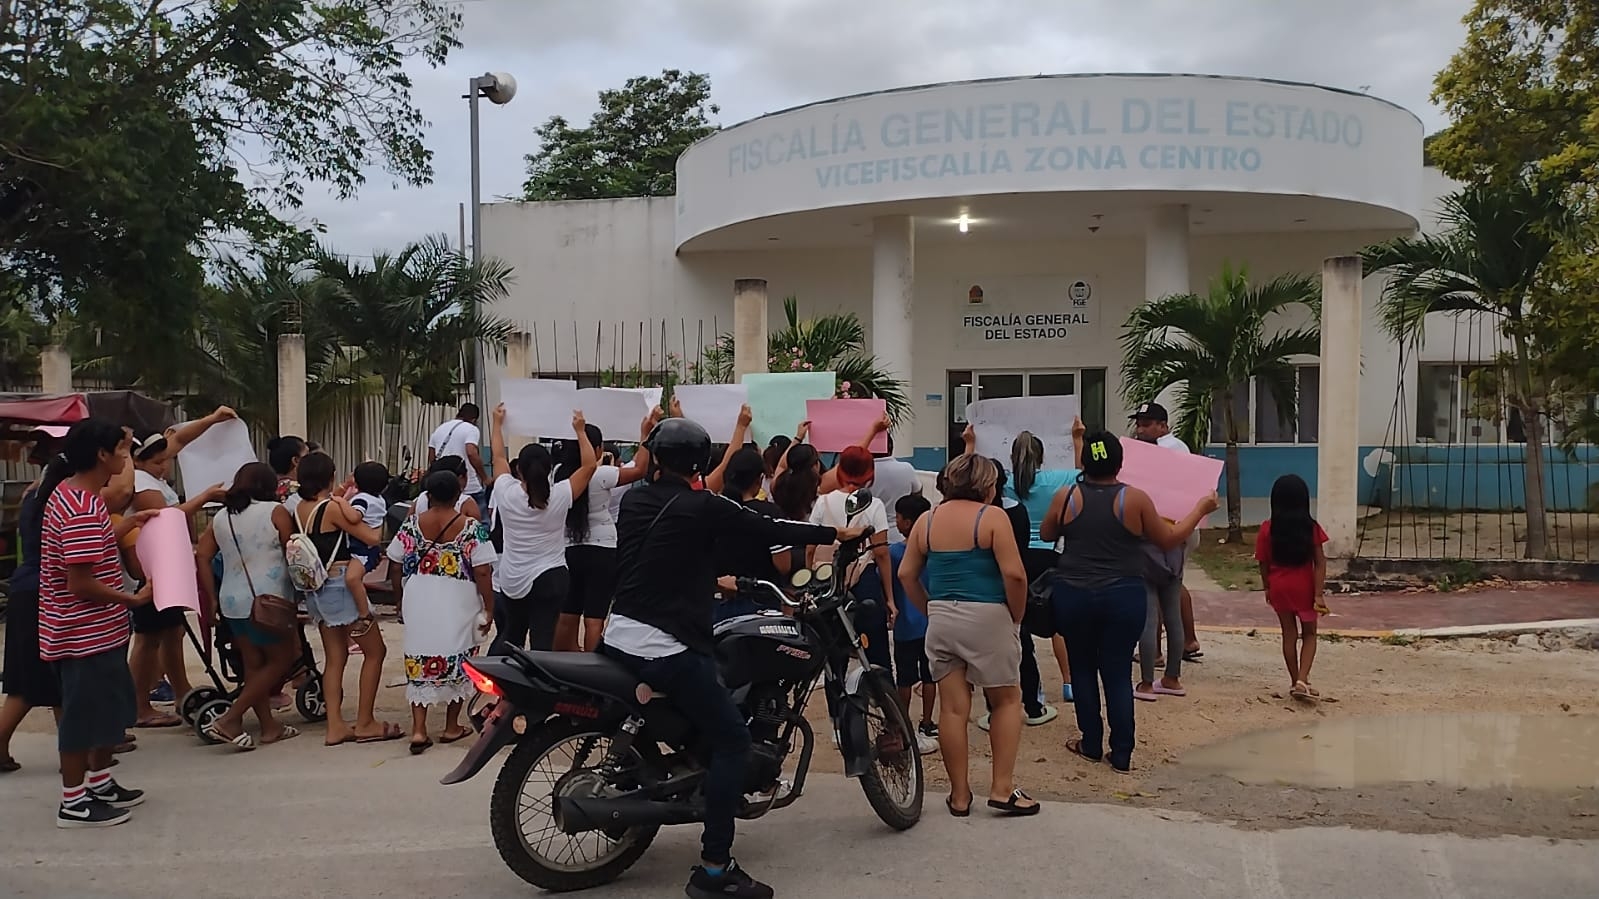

{"left": 645, "top": 417, "right": 712, "bottom": 475}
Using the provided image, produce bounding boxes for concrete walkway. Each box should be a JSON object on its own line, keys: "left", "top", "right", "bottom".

{"left": 1, "top": 730, "right": 1594, "bottom": 898}
{"left": 1191, "top": 582, "right": 1599, "bottom": 635}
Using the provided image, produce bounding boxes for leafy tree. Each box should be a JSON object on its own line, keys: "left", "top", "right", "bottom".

{"left": 701, "top": 296, "right": 911, "bottom": 424}
{"left": 0, "top": 0, "right": 464, "bottom": 377}
{"left": 0, "top": 282, "right": 47, "bottom": 386}
{"left": 185, "top": 256, "right": 376, "bottom": 434}
{"left": 1362, "top": 180, "right": 1575, "bottom": 559}
{"left": 315, "top": 236, "right": 515, "bottom": 468}
{"left": 522, "top": 69, "right": 719, "bottom": 200}
{"left": 1120, "top": 264, "right": 1322, "bottom": 542}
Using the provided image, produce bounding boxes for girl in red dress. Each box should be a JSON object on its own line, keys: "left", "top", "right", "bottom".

{"left": 1254, "top": 474, "right": 1326, "bottom": 700}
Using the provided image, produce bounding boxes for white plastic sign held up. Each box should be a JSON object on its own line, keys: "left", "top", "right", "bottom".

{"left": 674, "top": 383, "right": 749, "bottom": 442}
{"left": 176, "top": 418, "right": 255, "bottom": 493}
{"left": 575, "top": 388, "right": 651, "bottom": 441}
{"left": 967, "top": 395, "right": 1080, "bottom": 470}
{"left": 500, "top": 378, "right": 579, "bottom": 439}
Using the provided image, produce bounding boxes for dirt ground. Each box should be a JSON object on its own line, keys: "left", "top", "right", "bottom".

{"left": 6, "top": 621, "right": 1597, "bottom": 841}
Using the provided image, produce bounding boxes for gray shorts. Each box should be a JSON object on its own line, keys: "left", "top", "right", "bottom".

{"left": 924, "top": 600, "right": 1021, "bottom": 689}
{"left": 56, "top": 646, "right": 136, "bottom": 753}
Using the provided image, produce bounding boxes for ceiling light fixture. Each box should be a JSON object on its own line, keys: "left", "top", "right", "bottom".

{"left": 957, "top": 214, "right": 970, "bottom": 233}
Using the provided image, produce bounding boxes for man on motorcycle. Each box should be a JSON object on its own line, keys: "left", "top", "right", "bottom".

{"left": 602, "top": 417, "right": 866, "bottom": 899}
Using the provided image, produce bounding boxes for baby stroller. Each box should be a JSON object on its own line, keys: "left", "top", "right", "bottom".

{"left": 177, "top": 604, "right": 327, "bottom": 744}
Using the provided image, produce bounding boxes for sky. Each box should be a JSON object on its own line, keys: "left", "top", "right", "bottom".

{"left": 298, "top": 0, "right": 1472, "bottom": 255}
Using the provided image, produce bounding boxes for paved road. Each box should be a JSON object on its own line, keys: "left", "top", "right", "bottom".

{"left": 2, "top": 730, "right": 1595, "bottom": 898}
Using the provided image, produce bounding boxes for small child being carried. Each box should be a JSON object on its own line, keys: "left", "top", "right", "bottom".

{"left": 342, "top": 461, "right": 390, "bottom": 640}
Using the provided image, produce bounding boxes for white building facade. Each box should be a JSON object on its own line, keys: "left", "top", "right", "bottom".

{"left": 482, "top": 73, "right": 1567, "bottom": 511}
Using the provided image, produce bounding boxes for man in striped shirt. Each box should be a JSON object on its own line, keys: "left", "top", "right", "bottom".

{"left": 39, "top": 420, "right": 158, "bottom": 829}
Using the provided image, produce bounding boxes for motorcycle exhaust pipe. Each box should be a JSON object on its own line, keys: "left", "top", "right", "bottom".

{"left": 555, "top": 796, "right": 701, "bottom": 834}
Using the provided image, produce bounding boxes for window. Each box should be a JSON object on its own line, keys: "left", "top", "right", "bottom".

{"left": 1208, "top": 366, "right": 1320, "bottom": 444}
{"left": 1416, "top": 364, "right": 1503, "bottom": 443}
{"left": 946, "top": 368, "right": 1108, "bottom": 458}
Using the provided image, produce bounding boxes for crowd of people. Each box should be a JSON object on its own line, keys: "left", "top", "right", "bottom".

{"left": 0, "top": 395, "right": 1330, "bottom": 887}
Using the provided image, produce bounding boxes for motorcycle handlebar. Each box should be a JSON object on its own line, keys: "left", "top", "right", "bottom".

{"left": 735, "top": 577, "right": 802, "bottom": 609}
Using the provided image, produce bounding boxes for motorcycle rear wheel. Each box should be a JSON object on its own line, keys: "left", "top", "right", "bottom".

{"left": 857, "top": 671, "right": 924, "bottom": 830}
{"left": 489, "top": 719, "right": 659, "bottom": 892}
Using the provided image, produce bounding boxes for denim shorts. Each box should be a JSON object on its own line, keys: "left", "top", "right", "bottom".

{"left": 304, "top": 567, "right": 359, "bottom": 627}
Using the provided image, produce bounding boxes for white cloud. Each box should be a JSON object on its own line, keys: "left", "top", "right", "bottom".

{"left": 298, "top": 0, "right": 1470, "bottom": 254}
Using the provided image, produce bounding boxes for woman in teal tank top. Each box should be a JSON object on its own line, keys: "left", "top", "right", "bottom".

{"left": 899, "top": 452, "right": 1038, "bottom": 818}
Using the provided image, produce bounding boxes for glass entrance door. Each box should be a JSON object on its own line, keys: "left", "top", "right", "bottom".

{"left": 946, "top": 369, "right": 1107, "bottom": 460}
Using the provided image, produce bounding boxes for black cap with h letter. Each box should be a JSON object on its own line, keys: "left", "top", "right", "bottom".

{"left": 1130, "top": 401, "right": 1168, "bottom": 423}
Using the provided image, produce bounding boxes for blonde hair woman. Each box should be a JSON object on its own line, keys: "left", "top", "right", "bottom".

{"left": 898, "top": 451, "right": 1036, "bottom": 818}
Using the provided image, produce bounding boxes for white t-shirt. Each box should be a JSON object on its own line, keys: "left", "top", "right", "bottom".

{"left": 602, "top": 613, "right": 686, "bottom": 659}
{"left": 491, "top": 472, "right": 574, "bottom": 597}
{"left": 428, "top": 419, "right": 484, "bottom": 493}
{"left": 571, "top": 465, "right": 622, "bottom": 547}
{"left": 1156, "top": 434, "right": 1189, "bottom": 453}
{"left": 871, "top": 458, "right": 919, "bottom": 543}
{"left": 809, "top": 490, "right": 890, "bottom": 537}
{"left": 133, "top": 469, "right": 179, "bottom": 508}
{"left": 350, "top": 492, "right": 387, "bottom": 528}
{"left": 608, "top": 462, "right": 637, "bottom": 523}
{"left": 411, "top": 493, "right": 471, "bottom": 517}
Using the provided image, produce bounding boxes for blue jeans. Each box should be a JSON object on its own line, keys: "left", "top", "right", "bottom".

{"left": 600, "top": 646, "right": 749, "bottom": 865}
{"left": 1052, "top": 577, "right": 1147, "bottom": 770}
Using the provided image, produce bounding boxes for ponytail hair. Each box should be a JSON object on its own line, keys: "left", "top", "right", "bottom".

{"left": 1011, "top": 431, "right": 1044, "bottom": 498}
{"left": 516, "top": 443, "right": 554, "bottom": 510}
{"left": 554, "top": 424, "right": 603, "bottom": 541}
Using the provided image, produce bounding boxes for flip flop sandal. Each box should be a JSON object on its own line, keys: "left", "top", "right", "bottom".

{"left": 204, "top": 724, "right": 256, "bottom": 752}
{"left": 134, "top": 714, "right": 182, "bottom": 728}
{"left": 409, "top": 738, "right": 433, "bottom": 756}
{"left": 1066, "top": 738, "right": 1103, "bottom": 763}
{"left": 438, "top": 730, "right": 471, "bottom": 745}
{"left": 1183, "top": 650, "right": 1204, "bottom": 663}
{"left": 1290, "top": 682, "right": 1314, "bottom": 701}
{"left": 1133, "top": 685, "right": 1159, "bottom": 702}
{"left": 987, "top": 789, "right": 1041, "bottom": 817}
{"left": 113, "top": 741, "right": 137, "bottom": 754}
{"left": 1153, "top": 683, "right": 1187, "bottom": 696}
{"left": 262, "top": 725, "right": 300, "bottom": 745}
{"left": 355, "top": 723, "right": 405, "bottom": 744}
{"left": 945, "top": 792, "right": 972, "bottom": 817}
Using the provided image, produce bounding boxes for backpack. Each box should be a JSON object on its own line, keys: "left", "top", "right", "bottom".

{"left": 285, "top": 500, "right": 344, "bottom": 592}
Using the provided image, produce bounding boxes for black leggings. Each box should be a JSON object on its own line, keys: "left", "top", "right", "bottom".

{"left": 491, "top": 567, "right": 570, "bottom": 653}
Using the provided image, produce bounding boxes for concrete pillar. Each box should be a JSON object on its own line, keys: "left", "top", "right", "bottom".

{"left": 276, "top": 334, "right": 308, "bottom": 439}
{"left": 733, "top": 279, "right": 769, "bottom": 382}
{"left": 40, "top": 345, "right": 72, "bottom": 395}
{"left": 1318, "top": 256, "right": 1362, "bottom": 559}
{"left": 1144, "top": 205, "right": 1190, "bottom": 418}
{"left": 871, "top": 216, "right": 915, "bottom": 456}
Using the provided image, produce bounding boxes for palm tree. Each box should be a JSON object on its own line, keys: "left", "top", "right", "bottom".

{"left": 186, "top": 255, "right": 376, "bottom": 433}
{"left": 701, "top": 296, "right": 910, "bottom": 422}
{"left": 1361, "top": 179, "right": 1570, "bottom": 559}
{"left": 1121, "top": 264, "right": 1322, "bottom": 542}
{"left": 315, "top": 236, "right": 515, "bottom": 468}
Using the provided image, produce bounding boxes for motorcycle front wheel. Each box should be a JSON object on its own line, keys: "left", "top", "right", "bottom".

{"left": 489, "top": 719, "right": 659, "bottom": 892}
{"left": 857, "top": 670, "right": 924, "bottom": 830}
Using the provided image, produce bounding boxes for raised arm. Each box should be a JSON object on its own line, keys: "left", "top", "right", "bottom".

{"left": 617, "top": 407, "right": 660, "bottom": 487}
{"left": 773, "top": 421, "right": 810, "bottom": 481}
{"left": 163, "top": 406, "right": 237, "bottom": 458}
{"left": 706, "top": 404, "right": 753, "bottom": 495}
{"left": 489, "top": 404, "right": 512, "bottom": 481}
{"left": 1071, "top": 416, "right": 1085, "bottom": 469}
{"left": 565, "top": 411, "right": 599, "bottom": 496}
{"left": 961, "top": 422, "right": 977, "bottom": 457}
{"left": 1130, "top": 489, "right": 1217, "bottom": 551}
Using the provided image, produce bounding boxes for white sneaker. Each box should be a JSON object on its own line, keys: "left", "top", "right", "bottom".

{"left": 743, "top": 779, "right": 794, "bottom": 805}
{"left": 915, "top": 732, "right": 939, "bottom": 755}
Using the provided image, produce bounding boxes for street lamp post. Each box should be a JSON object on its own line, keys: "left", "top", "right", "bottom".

{"left": 466, "top": 71, "right": 516, "bottom": 441}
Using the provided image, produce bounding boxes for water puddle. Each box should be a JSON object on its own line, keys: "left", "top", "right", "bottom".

{"left": 1180, "top": 713, "right": 1599, "bottom": 790}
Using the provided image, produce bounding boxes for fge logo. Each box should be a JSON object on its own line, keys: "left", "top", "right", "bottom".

{"left": 1069, "top": 280, "right": 1091, "bottom": 307}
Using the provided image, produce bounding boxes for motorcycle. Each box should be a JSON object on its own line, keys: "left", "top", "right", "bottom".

{"left": 442, "top": 490, "right": 924, "bottom": 892}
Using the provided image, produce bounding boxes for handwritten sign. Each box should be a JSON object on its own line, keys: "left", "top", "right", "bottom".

{"left": 500, "top": 378, "right": 579, "bottom": 439}
{"left": 1118, "top": 436, "right": 1223, "bottom": 522}
{"left": 805, "top": 399, "right": 888, "bottom": 453}
{"left": 135, "top": 508, "right": 199, "bottom": 613}
{"left": 176, "top": 418, "right": 254, "bottom": 493}
{"left": 743, "top": 372, "right": 835, "bottom": 447}
{"left": 967, "top": 395, "right": 1080, "bottom": 469}
{"left": 674, "top": 383, "right": 749, "bottom": 442}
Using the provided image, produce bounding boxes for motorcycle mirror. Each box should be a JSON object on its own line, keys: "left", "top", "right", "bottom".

{"left": 813, "top": 563, "right": 835, "bottom": 583}
{"left": 844, "top": 488, "right": 873, "bottom": 519}
{"left": 790, "top": 568, "right": 813, "bottom": 589}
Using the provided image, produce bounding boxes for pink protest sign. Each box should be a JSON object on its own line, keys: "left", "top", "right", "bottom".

{"left": 134, "top": 508, "right": 200, "bottom": 613}
{"left": 805, "top": 399, "right": 888, "bottom": 453}
{"left": 1117, "top": 437, "right": 1224, "bottom": 523}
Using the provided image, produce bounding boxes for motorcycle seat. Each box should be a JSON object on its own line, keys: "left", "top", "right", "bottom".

{"left": 515, "top": 650, "right": 642, "bottom": 707}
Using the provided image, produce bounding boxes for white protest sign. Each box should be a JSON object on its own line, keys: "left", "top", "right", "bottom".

{"left": 176, "top": 417, "right": 256, "bottom": 493}
{"left": 967, "top": 395, "right": 1081, "bottom": 470}
{"left": 604, "top": 386, "right": 663, "bottom": 414}
{"left": 576, "top": 388, "right": 651, "bottom": 441}
{"left": 501, "top": 378, "right": 579, "bottom": 439}
{"left": 675, "top": 383, "right": 749, "bottom": 442}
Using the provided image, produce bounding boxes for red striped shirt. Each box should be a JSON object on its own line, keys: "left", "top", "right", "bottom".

{"left": 39, "top": 485, "right": 130, "bottom": 660}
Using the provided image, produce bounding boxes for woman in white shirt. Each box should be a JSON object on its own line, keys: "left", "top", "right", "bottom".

{"left": 486, "top": 405, "right": 596, "bottom": 653}
{"left": 553, "top": 421, "right": 652, "bottom": 653}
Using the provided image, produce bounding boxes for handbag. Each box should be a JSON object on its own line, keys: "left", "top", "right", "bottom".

{"left": 228, "top": 509, "right": 298, "bottom": 634}
{"left": 1023, "top": 485, "right": 1077, "bottom": 638}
